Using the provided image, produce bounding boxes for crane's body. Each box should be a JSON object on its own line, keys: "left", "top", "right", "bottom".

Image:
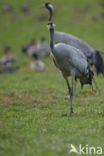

{"left": 54, "top": 31, "right": 95, "bottom": 65}
{"left": 43, "top": 2, "right": 104, "bottom": 76}
{"left": 53, "top": 43, "right": 88, "bottom": 78}
{"left": 48, "top": 22, "right": 93, "bottom": 114}
{"left": 42, "top": 2, "right": 94, "bottom": 114}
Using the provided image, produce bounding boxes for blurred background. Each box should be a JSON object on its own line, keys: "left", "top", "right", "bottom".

{"left": 0, "top": 0, "right": 104, "bottom": 60}
{"left": 0, "top": 0, "right": 104, "bottom": 156}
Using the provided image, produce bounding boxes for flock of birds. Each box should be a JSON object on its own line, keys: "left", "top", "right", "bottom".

{"left": 41, "top": 2, "right": 104, "bottom": 115}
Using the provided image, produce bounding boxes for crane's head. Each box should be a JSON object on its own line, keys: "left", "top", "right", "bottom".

{"left": 41, "top": 2, "right": 54, "bottom": 21}
{"left": 41, "top": 2, "right": 54, "bottom": 11}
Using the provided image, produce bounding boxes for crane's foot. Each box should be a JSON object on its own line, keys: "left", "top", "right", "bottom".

{"left": 69, "top": 109, "right": 74, "bottom": 116}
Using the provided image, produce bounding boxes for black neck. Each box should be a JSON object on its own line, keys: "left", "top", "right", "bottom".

{"left": 47, "top": 8, "right": 53, "bottom": 21}
{"left": 48, "top": 21, "right": 54, "bottom": 51}
{"left": 47, "top": 7, "right": 54, "bottom": 51}
{"left": 49, "top": 27, "right": 54, "bottom": 50}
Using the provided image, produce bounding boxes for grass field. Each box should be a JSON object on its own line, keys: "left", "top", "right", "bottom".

{"left": 0, "top": 0, "right": 104, "bottom": 156}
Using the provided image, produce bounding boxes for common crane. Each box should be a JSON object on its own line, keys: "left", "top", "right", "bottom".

{"left": 43, "top": 2, "right": 104, "bottom": 77}
{"left": 42, "top": 3, "right": 93, "bottom": 114}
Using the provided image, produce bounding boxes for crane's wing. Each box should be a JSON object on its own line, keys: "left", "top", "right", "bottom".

{"left": 54, "top": 31, "right": 95, "bottom": 57}
{"left": 54, "top": 43, "right": 88, "bottom": 75}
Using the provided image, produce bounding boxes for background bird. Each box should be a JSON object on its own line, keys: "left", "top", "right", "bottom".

{"left": 42, "top": 3, "right": 94, "bottom": 114}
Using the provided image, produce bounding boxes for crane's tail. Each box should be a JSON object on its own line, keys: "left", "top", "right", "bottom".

{"left": 79, "top": 67, "right": 94, "bottom": 89}
{"left": 95, "top": 50, "right": 104, "bottom": 76}
{"left": 88, "top": 68, "right": 94, "bottom": 85}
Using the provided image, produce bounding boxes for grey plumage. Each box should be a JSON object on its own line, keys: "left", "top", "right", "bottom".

{"left": 45, "top": 3, "right": 104, "bottom": 76}
{"left": 54, "top": 31, "right": 95, "bottom": 64}
{"left": 54, "top": 32, "right": 104, "bottom": 76}
{"left": 42, "top": 3, "right": 93, "bottom": 114}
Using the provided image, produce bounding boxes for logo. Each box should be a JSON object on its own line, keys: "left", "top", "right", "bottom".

{"left": 69, "top": 144, "right": 103, "bottom": 155}
{"left": 69, "top": 144, "right": 79, "bottom": 154}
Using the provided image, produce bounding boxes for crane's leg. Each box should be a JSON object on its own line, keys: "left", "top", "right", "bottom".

{"left": 71, "top": 78, "right": 74, "bottom": 112}
{"left": 74, "top": 79, "right": 77, "bottom": 96}
{"left": 65, "top": 78, "right": 74, "bottom": 115}
{"left": 92, "top": 77, "right": 99, "bottom": 93}
{"left": 91, "top": 83, "right": 94, "bottom": 91}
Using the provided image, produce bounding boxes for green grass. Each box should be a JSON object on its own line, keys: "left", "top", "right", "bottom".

{"left": 0, "top": 0, "right": 104, "bottom": 156}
